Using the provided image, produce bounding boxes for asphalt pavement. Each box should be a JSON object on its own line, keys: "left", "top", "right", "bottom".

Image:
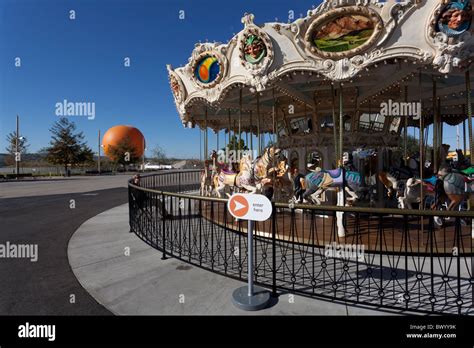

{"left": 0, "top": 186, "right": 128, "bottom": 315}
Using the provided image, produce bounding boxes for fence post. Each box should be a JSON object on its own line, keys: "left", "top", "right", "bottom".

{"left": 161, "top": 192, "right": 167, "bottom": 260}
{"left": 128, "top": 183, "right": 134, "bottom": 233}
{"left": 271, "top": 202, "right": 277, "bottom": 297}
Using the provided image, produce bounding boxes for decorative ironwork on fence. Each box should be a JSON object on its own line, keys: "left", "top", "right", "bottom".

{"left": 128, "top": 171, "right": 474, "bottom": 315}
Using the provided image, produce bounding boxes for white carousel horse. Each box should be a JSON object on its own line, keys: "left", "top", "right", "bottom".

{"left": 214, "top": 146, "right": 282, "bottom": 198}
{"left": 200, "top": 160, "right": 213, "bottom": 197}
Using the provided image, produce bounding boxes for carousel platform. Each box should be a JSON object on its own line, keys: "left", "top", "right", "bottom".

{"left": 200, "top": 201, "right": 474, "bottom": 256}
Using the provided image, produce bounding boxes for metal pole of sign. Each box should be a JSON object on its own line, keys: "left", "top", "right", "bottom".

{"left": 247, "top": 220, "right": 254, "bottom": 296}
{"left": 231, "top": 199, "right": 271, "bottom": 311}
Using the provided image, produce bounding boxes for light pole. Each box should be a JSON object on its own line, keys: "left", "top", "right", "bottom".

{"left": 15, "top": 115, "right": 23, "bottom": 180}
{"left": 98, "top": 129, "right": 101, "bottom": 175}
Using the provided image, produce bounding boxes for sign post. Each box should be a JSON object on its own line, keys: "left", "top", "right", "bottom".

{"left": 228, "top": 193, "right": 272, "bottom": 311}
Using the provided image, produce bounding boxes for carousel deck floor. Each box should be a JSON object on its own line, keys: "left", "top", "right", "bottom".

{"left": 200, "top": 202, "right": 474, "bottom": 255}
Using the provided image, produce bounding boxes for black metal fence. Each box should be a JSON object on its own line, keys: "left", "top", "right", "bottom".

{"left": 128, "top": 170, "right": 474, "bottom": 315}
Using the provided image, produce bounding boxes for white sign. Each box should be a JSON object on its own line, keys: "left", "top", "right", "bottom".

{"left": 227, "top": 193, "right": 272, "bottom": 221}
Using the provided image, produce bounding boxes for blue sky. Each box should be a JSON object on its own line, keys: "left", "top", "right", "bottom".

{"left": 0, "top": 0, "right": 463, "bottom": 159}
{"left": 0, "top": 0, "right": 321, "bottom": 158}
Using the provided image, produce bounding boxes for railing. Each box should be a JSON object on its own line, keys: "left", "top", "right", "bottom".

{"left": 128, "top": 170, "right": 474, "bottom": 315}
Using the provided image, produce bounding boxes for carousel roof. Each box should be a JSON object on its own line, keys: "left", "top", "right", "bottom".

{"left": 167, "top": 0, "right": 474, "bottom": 144}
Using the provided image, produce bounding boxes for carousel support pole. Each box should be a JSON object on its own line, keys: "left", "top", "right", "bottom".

{"left": 233, "top": 120, "right": 237, "bottom": 153}
{"left": 336, "top": 83, "right": 345, "bottom": 238}
{"left": 419, "top": 70, "right": 424, "bottom": 210}
{"left": 272, "top": 88, "right": 276, "bottom": 145}
{"left": 466, "top": 71, "right": 473, "bottom": 164}
{"left": 339, "top": 83, "right": 344, "bottom": 166}
{"left": 331, "top": 84, "right": 338, "bottom": 163}
{"left": 404, "top": 85, "right": 408, "bottom": 166}
{"left": 463, "top": 104, "right": 467, "bottom": 154}
{"left": 351, "top": 87, "right": 358, "bottom": 132}
{"left": 438, "top": 97, "right": 443, "bottom": 166}
{"left": 257, "top": 94, "right": 261, "bottom": 155}
{"left": 433, "top": 77, "right": 438, "bottom": 173}
{"left": 216, "top": 130, "right": 219, "bottom": 154}
{"left": 239, "top": 88, "right": 243, "bottom": 150}
{"left": 250, "top": 111, "right": 253, "bottom": 154}
{"left": 205, "top": 107, "right": 208, "bottom": 160}
{"left": 199, "top": 127, "right": 202, "bottom": 162}
{"left": 228, "top": 109, "right": 232, "bottom": 150}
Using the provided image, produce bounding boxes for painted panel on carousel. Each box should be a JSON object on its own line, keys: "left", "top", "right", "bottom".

{"left": 244, "top": 34, "right": 267, "bottom": 64}
{"left": 436, "top": 0, "right": 472, "bottom": 37}
{"left": 305, "top": 6, "right": 383, "bottom": 59}
{"left": 195, "top": 55, "right": 221, "bottom": 84}
{"left": 167, "top": 68, "right": 187, "bottom": 104}
{"left": 314, "top": 15, "right": 374, "bottom": 53}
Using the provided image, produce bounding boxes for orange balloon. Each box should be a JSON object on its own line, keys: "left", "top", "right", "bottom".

{"left": 102, "top": 125, "right": 145, "bottom": 159}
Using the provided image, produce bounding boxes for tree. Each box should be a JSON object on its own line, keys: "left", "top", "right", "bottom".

{"left": 151, "top": 145, "right": 167, "bottom": 163}
{"left": 224, "top": 135, "right": 248, "bottom": 152}
{"left": 43, "top": 117, "right": 94, "bottom": 173}
{"left": 107, "top": 136, "right": 141, "bottom": 168}
{"left": 5, "top": 131, "right": 29, "bottom": 166}
{"left": 397, "top": 135, "right": 433, "bottom": 160}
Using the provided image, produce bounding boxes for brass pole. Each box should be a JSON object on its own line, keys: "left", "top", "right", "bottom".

{"left": 404, "top": 85, "right": 408, "bottom": 166}
{"left": 272, "top": 88, "right": 276, "bottom": 145}
{"left": 466, "top": 70, "right": 473, "bottom": 163}
{"left": 463, "top": 104, "right": 467, "bottom": 153}
{"left": 257, "top": 94, "right": 261, "bottom": 155}
{"left": 331, "top": 84, "right": 338, "bottom": 163}
{"left": 433, "top": 77, "right": 438, "bottom": 172}
{"left": 239, "top": 88, "right": 242, "bottom": 150}
{"left": 250, "top": 110, "right": 253, "bottom": 153}
{"left": 205, "top": 107, "right": 208, "bottom": 160}
{"left": 419, "top": 70, "right": 424, "bottom": 210}
{"left": 339, "top": 83, "right": 344, "bottom": 166}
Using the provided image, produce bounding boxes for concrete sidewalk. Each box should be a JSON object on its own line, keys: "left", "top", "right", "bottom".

{"left": 68, "top": 204, "right": 410, "bottom": 315}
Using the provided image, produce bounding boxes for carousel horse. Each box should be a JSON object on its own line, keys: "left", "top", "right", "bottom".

{"left": 200, "top": 160, "right": 214, "bottom": 197}
{"left": 214, "top": 147, "right": 282, "bottom": 198}
{"left": 379, "top": 155, "right": 433, "bottom": 198}
{"left": 429, "top": 166, "right": 473, "bottom": 226}
{"left": 437, "top": 166, "right": 471, "bottom": 211}
{"left": 302, "top": 167, "right": 362, "bottom": 205}
{"left": 271, "top": 157, "right": 294, "bottom": 202}
{"left": 397, "top": 177, "right": 437, "bottom": 209}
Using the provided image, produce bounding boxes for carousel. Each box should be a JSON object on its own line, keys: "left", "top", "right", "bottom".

{"left": 167, "top": 0, "right": 474, "bottom": 216}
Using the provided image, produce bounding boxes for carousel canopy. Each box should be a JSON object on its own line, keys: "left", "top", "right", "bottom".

{"left": 167, "top": 0, "right": 474, "bottom": 148}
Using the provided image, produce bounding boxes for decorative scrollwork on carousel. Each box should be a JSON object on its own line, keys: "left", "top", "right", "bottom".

{"left": 167, "top": 66, "right": 187, "bottom": 104}
{"left": 304, "top": 6, "right": 384, "bottom": 60}
{"left": 239, "top": 14, "right": 274, "bottom": 77}
{"left": 190, "top": 50, "right": 227, "bottom": 89}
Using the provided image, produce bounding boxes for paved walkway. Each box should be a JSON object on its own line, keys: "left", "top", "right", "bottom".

{"left": 68, "top": 204, "right": 412, "bottom": 315}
